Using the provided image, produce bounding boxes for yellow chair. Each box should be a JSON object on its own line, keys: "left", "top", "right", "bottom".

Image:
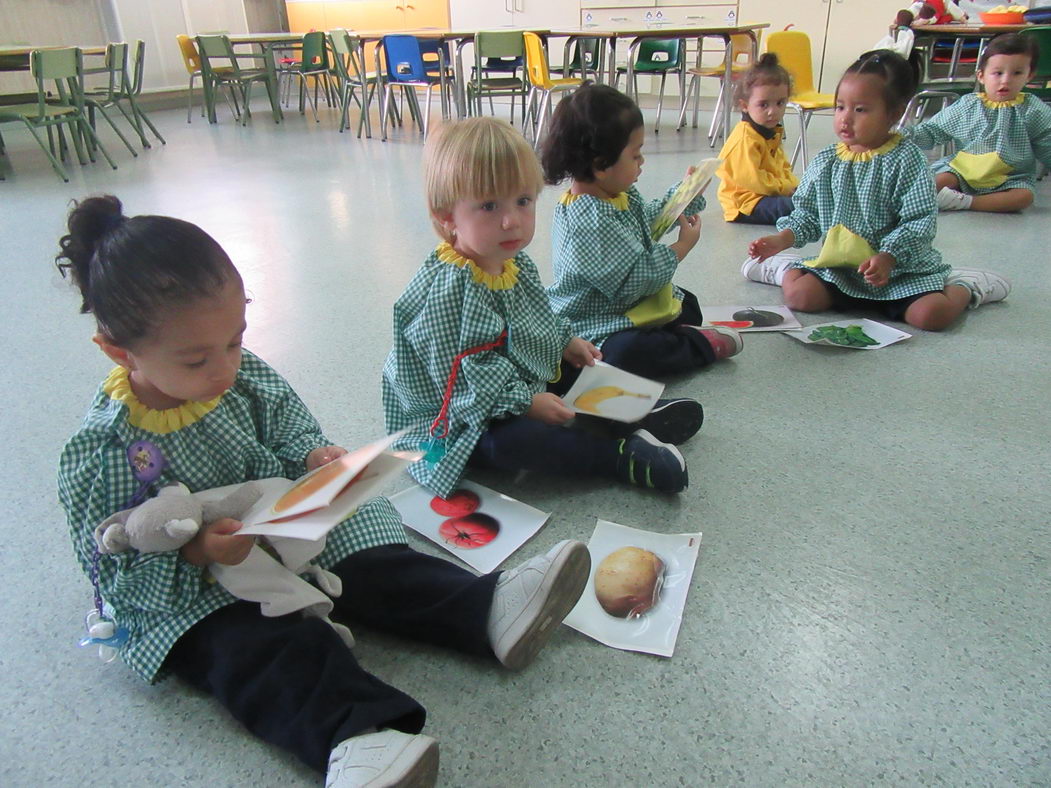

{"left": 177, "top": 34, "right": 232, "bottom": 124}
{"left": 677, "top": 32, "right": 760, "bottom": 147}
{"left": 765, "top": 29, "right": 835, "bottom": 167}
{"left": 522, "top": 32, "right": 582, "bottom": 147}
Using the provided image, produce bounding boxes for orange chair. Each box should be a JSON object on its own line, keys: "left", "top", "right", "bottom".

{"left": 677, "top": 32, "right": 760, "bottom": 147}
{"left": 522, "top": 32, "right": 582, "bottom": 147}
{"left": 765, "top": 29, "right": 835, "bottom": 167}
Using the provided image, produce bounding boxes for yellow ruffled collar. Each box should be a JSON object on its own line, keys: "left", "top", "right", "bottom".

{"left": 436, "top": 242, "right": 519, "bottom": 290}
{"left": 560, "top": 190, "right": 630, "bottom": 210}
{"left": 979, "top": 93, "right": 1025, "bottom": 109}
{"left": 103, "top": 366, "right": 223, "bottom": 434}
{"left": 835, "top": 133, "right": 902, "bottom": 162}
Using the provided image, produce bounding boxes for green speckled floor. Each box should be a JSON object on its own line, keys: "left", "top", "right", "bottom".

{"left": 1, "top": 96, "right": 1048, "bottom": 786}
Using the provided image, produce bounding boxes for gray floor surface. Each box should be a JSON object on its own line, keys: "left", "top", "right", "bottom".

{"left": 1, "top": 95, "right": 1048, "bottom": 787}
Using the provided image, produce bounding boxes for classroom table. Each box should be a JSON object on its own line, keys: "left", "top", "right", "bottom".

{"left": 548, "top": 23, "right": 768, "bottom": 140}
{"left": 910, "top": 23, "right": 1031, "bottom": 80}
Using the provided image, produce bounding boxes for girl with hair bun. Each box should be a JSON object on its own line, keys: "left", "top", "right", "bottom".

{"left": 715, "top": 52, "right": 799, "bottom": 225}
{"left": 55, "top": 194, "right": 594, "bottom": 786}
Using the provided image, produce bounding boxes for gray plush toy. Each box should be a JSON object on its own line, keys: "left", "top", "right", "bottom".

{"left": 94, "top": 482, "right": 262, "bottom": 555}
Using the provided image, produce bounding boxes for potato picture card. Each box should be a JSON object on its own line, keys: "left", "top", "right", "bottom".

{"left": 700, "top": 305, "right": 802, "bottom": 332}
{"left": 237, "top": 431, "right": 420, "bottom": 541}
{"left": 649, "top": 157, "right": 721, "bottom": 240}
{"left": 389, "top": 480, "right": 551, "bottom": 574}
{"left": 563, "top": 520, "right": 701, "bottom": 658}
{"left": 563, "top": 361, "right": 664, "bottom": 423}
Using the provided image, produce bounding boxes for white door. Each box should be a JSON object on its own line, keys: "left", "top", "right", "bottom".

{"left": 511, "top": 0, "right": 583, "bottom": 28}
{"left": 820, "top": 0, "right": 902, "bottom": 92}
{"left": 450, "top": 0, "right": 512, "bottom": 30}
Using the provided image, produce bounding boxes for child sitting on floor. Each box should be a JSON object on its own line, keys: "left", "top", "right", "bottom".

{"left": 383, "top": 117, "right": 701, "bottom": 496}
{"left": 902, "top": 32, "right": 1051, "bottom": 213}
{"left": 56, "top": 194, "right": 592, "bottom": 788}
{"left": 744, "top": 50, "right": 1010, "bottom": 332}
{"left": 716, "top": 52, "right": 799, "bottom": 225}
{"left": 540, "top": 84, "right": 743, "bottom": 382}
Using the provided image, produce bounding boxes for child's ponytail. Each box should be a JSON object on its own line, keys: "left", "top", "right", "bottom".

{"left": 736, "top": 52, "right": 793, "bottom": 104}
{"left": 55, "top": 195, "right": 239, "bottom": 347}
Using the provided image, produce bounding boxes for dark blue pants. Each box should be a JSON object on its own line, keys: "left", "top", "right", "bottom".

{"left": 470, "top": 412, "right": 619, "bottom": 478}
{"left": 732, "top": 195, "right": 794, "bottom": 225}
{"left": 165, "top": 544, "right": 499, "bottom": 773}
{"left": 598, "top": 289, "right": 717, "bottom": 379}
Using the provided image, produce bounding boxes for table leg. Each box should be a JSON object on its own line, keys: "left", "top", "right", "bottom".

{"left": 455, "top": 38, "right": 469, "bottom": 119}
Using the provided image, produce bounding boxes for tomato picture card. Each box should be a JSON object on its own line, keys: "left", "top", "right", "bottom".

{"left": 563, "top": 361, "right": 664, "bottom": 423}
{"left": 700, "top": 305, "right": 802, "bottom": 332}
{"left": 563, "top": 520, "right": 702, "bottom": 658}
{"left": 389, "top": 480, "right": 551, "bottom": 574}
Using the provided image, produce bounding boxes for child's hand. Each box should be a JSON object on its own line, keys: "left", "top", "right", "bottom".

{"left": 526, "top": 392, "right": 574, "bottom": 425}
{"left": 670, "top": 214, "right": 701, "bottom": 261}
{"left": 307, "top": 445, "right": 347, "bottom": 471}
{"left": 685, "top": 165, "right": 696, "bottom": 177}
{"left": 180, "top": 518, "right": 254, "bottom": 567}
{"left": 858, "top": 253, "right": 895, "bottom": 288}
{"left": 563, "top": 337, "right": 602, "bottom": 368}
{"left": 748, "top": 231, "right": 792, "bottom": 261}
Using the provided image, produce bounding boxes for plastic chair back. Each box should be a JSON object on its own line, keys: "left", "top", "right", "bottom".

{"left": 477, "top": 31, "right": 525, "bottom": 60}
{"left": 523, "top": 31, "right": 552, "bottom": 88}
{"left": 197, "top": 34, "right": 239, "bottom": 76}
{"left": 30, "top": 47, "right": 83, "bottom": 113}
{"left": 1020, "top": 25, "right": 1051, "bottom": 81}
{"left": 300, "top": 30, "right": 328, "bottom": 72}
{"left": 176, "top": 34, "right": 200, "bottom": 75}
{"left": 383, "top": 35, "right": 429, "bottom": 83}
{"left": 570, "top": 37, "right": 601, "bottom": 71}
{"left": 766, "top": 30, "right": 816, "bottom": 96}
{"left": 633, "top": 38, "right": 684, "bottom": 71}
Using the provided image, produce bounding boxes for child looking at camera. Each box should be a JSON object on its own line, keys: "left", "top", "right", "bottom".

{"left": 716, "top": 52, "right": 799, "bottom": 225}
{"left": 540, "top": 84, "right": 743, "bottom": 381}
{"left": 903, "top": 33, "right": 1051, "bottom": 213}
{"left": 56, "top": 195, "right": 592, "bottom": 788}
{"left": 744, "top": 50, "right": 1010, "bottom": 331}
{"left": 383, "top": 117, "right": 700, "bottom": 496}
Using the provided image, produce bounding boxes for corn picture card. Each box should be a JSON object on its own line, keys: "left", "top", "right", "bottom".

{"left": 389, "top": 480, "right": 551, "bottom": 574}
{"left": 700, "top": 305, "right": 803, "bottom": 332}
{"left": 235, "top": 431, "right": 420, "bottom": 540}
{"left": 563, "top": 361, "right": 664, "bottom": 423}
{"left": 563, "top": 520, "right": 702, "bottom": 657}
{"left": 649, "top": 157, "right": 722, "bottom": 240}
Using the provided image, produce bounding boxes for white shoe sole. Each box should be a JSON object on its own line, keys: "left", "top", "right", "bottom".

{"left": 364, "top": 736, "right": 439, "bottom": 788}
{"left": 496, "top": 541, "right": 591, "bottom": 671}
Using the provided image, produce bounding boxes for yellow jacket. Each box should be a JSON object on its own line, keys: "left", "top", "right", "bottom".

{"left": 717, "top": 119, "right": 798, "bottom": 221}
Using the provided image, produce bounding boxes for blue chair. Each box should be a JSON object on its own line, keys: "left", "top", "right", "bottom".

{"left": 381, "top": 35, "right": 445, "bottom": 140}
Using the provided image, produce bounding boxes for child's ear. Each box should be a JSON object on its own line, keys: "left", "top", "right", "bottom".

{"left": 433, "top": 210, "right": 454, "bottom": 235}
{"left": 93, "top": 334, "right": 136, "bottom": 370}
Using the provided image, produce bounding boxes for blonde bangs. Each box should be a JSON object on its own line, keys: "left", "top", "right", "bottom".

{"left": 425, "top": 118, "right": 543, "bottom": 220}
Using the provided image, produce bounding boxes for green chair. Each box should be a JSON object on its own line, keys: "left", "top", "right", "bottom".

{"left": 81, "top": 42, "right": 141, "bottom": 157}
{"left": 196, "top": 34, "right": 282, "bottom": 125}
{"left": 0, "top": 48, "right": 117, "bottom": 181}
{"left": 328, "top": 29, "right": 377, "bottom": 138}
{"left": 279, "top": 30, "right": 333, "bottom": 122}
{"left": 468, "top": 32, "right": 527, "bottom": 122}
{"left": 124, "top": 40, "right": 166, "bottom": 145}
{"left": 1020, "top": 26, "right": 1051, "bottom": 102}
{"left": 564, "top": 37, "right": 601, "bottom": 82}
{"left": 614, "top": 38, "right": 686, "bottom": 132}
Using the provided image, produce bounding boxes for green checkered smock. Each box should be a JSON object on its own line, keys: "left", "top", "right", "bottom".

{"left": 57, "top": 349, "right": 407, "bottom": 684}
{"left": 776, "top": 135, "right": 950, "bottom": 301}
{"left": 382, "top": 243, "right": 570, "bottom": 498}
{"left": 547, "top": 183, "right": 705, "bottom": 346}
{"left": 903, "top": 93, "right": 1051, "bottom": 195}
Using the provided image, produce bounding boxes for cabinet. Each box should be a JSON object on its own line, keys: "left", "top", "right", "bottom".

{"left": 285, "top": 1, "right": 451, "bottom": 33}
{"left": 737, "top": 0, "right": 901, "bottom": 92}
{"left": 450, "top": 0, "right": 581, "bottom": 30}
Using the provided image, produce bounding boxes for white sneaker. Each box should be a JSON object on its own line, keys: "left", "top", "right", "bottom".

{"left": 936, "top": 187, "right": 972, "bottom": 211}
{"left": 326, "top": 730, "right": 438, "bottom": 788}
{"left": 487, "top": 540, "right": 590, "bottom": 670}
{"left": 945, "top": 268, "right": 1011, "bottom": 308}
{"left": 740, "top": 253, "right": 800, "bottom": 286}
